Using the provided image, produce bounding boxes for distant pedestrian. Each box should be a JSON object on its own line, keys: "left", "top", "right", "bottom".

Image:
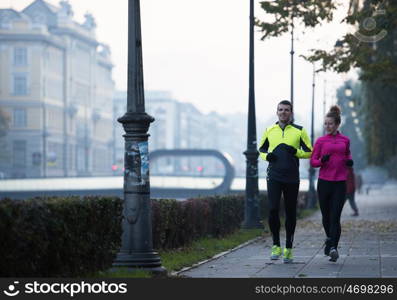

{"left": 355, "top": 173, "right": 363, "bottom": 194}
{"left": 310, "top": 105, "right": 353, "bottom": 262}
{"left": 366, "top": 185, "right": 371, "bottom": 195}
{"left": 258, "top": 100, "right": 312, "bottom": 263}
{"left": 346, "top": 167, "right": 359, "bottom": 216}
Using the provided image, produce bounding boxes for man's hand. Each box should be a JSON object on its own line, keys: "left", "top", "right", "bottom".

{"left": 321, "top": 154, "right": 331, "bottom": 163}
{"left": 266, "top": 153, "right": 277, "bottom": 162}
{"left": 346, "top": 159, "right": 354, "bottom": 167}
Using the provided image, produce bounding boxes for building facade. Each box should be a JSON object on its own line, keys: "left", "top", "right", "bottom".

{"left": 0, "top": 0, "right": 114, "bottom": 178}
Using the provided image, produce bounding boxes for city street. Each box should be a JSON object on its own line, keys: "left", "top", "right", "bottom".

{"left": 178, "top": 181, "right": 397, "bottom": 278}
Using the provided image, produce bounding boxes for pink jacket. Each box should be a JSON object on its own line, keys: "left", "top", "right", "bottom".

{"left": 310, "top": 132, "right": 352, "bottom": 181}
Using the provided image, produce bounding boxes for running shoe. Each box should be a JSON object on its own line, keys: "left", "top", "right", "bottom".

{"left": 270, "top": 245, "right": 282, "bottom": 260}
{"left": 329, "top": 247, "right": 339, "bottom": 262}
{"left": 283, "top": 248, "right": 293, "bottom": 264}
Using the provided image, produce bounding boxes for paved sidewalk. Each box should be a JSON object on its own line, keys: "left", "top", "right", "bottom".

{"left": 179, "top": 181, "right": 397, "bottom": 278}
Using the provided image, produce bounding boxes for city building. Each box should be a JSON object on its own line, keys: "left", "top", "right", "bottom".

{"left": 0, "top": 0, "right": 114, "bottom": 178}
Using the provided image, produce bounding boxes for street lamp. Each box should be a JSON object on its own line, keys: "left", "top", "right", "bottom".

{"left": 345, "top": 87, "right": 352, "bottom": 97}
{"left": 307, "top": 63, "right": 316, "bottom": 209}
{"left": 323, "top": 79, "right": 327, "bottom": 134}
{"left": 290, "top": 12, "right": 295, "bottom": 107}
{"left": 113, "top": 0, "right": 165, "bottom": 274}
{"left": 242, "top": 0, "right": 262, "bottom": 229}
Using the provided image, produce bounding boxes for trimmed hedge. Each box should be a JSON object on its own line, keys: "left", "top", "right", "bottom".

{"left": 0, "top": 192, "right": 308, "bottom": 276}
{"left": 151, "top": 191, "right": 308, "bottom": 250}
{"left": 151, "top": 194, "right": 268, "bottom": 250}
{"left": 0, "top": 196, "right": 122, "bottom": 277}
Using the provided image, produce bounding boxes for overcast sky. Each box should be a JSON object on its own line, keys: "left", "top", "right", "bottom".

{"left": 3, "top": 0, "right": 358, "bottom": 133}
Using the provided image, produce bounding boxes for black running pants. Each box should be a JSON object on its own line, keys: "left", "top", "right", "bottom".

{"left": 267, "top": 179, "right": 299, "bottom": 249}
{"left": 317, "top": 179, "right": 346, "bottom": 249}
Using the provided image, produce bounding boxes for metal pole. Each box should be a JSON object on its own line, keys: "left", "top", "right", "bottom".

{"left": 42, "top": 102, "right": 47, "bottom": 178}
{"left": 113, "top": 0, "right": 165, "bottom": 273}
{"left": 63, "top": 48, "right": 68, "bottom": 177}
{"left": 290, "top": 20, "right": 294, "bottom": 108}
{"left": 308, "top": 63, "right": 316, "bottom": 208}
{"left": 242, "top": 0, "right": 262, "bottom": 229}
{"left": 323, "top": 78, "right": 326, "bottom": 135}
{"left": 84, "top": 109, "right": 89, "bottom": 175}
{"left": 112, "top": 105, "right": 117, "bottom": 175}
{"left": 290, "top": 1, "right": 295, "bottom": 124}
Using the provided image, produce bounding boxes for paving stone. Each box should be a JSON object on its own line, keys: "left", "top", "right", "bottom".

{"left": 381, "top": 257, "right": 397, "bottom": 277}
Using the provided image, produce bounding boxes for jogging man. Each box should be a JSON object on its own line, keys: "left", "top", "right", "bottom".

{"left": 258, "top": 100, "right": 312, "bottom": 263}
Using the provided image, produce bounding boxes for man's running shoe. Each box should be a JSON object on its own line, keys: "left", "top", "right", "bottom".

{"left": 270, "top": 245, "right": 282, "bottom": 260}
{"left": 324, "top": 237, "right": 331, "bottom": 256}
{"left": 283, "top": 248, "right": 293, "bottom": 264}
{"left": 329, "top": 247, "right": 339, "bottom": 262}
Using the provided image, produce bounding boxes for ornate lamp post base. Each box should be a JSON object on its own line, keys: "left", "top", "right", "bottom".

{"left": 113, "top": 252, "right": 166, "bottom": 275}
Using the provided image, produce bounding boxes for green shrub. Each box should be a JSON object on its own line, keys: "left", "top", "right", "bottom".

{"left": 0, "top": 191, "right": 308, "bottom": 277}
{"left": 151, "top": 193, "right": 268, "bottom": 250}
{"left": 0, "top": 196, "right": 122, "bottom": 277}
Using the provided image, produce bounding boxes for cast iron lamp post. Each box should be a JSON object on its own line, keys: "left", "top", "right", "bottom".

{"left": 113, "top": 0, "right": 165, "bottom": 273}
{"left": 242, "top": 0, "right": 262, "bottom": 229}
{"left": 290, "top": 16, "right": 295, "bottom": 107}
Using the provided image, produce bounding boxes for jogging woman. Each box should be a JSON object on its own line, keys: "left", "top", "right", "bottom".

{"left": 310, "top": 106, "right": 353, "bottom": 262}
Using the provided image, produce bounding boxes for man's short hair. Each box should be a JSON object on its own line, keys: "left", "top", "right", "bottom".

{"left": 278, "top": 100, "right": 293, "bottom": 112}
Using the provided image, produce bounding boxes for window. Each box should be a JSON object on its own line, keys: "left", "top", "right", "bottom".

{"left": 77, "top": 145, "right": 85, "bottom": 171}
{"left": 0, "top": 13, "right": 11, "bottom": 29}
{"left": 13, "top": 108, "right": 27, "bottom": 128}
{"left": 13, "top": 140, "right": 26, "bottom": 168}
{"left": 14, "top": 47, "right": 27, "bottom": 66}
{"left": 13, "top": 73, "right": 28, "bottom": 95}
{"left": 68, "top": 144, "right": 74, "bottom": 170}
{"left": 47, "top": 142, "right": 63, "bottom": 168}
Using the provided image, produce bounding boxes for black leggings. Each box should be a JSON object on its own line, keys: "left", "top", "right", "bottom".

{"left": 267, "top": 179, "right": 299, "bottom": 248}
{"left": 317, "top": 179, "right": 346, "bottom": 249}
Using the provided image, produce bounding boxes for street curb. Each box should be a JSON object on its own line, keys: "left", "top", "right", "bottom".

{"left": 172, "top": 236, "right": 264, "bottom": 277}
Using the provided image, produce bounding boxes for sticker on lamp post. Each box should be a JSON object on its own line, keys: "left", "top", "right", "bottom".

{"left": 125, "top": 141, "right": 149, "bottom": 186}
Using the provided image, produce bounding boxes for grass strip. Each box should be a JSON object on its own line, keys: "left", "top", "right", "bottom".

{"left": 159, "top": 228, "right": 264, "bottom": 273}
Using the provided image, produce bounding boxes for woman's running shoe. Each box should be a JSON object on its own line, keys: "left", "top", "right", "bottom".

{"left": 324, "top": 237, "right": 332, "bottom": 256}
{"left": 329, "top": 247, "right": 339, "bottom": 262}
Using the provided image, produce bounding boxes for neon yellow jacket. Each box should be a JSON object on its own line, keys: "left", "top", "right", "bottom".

{"left": 258, "top": 122, "right": 312, "bottom": 182}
